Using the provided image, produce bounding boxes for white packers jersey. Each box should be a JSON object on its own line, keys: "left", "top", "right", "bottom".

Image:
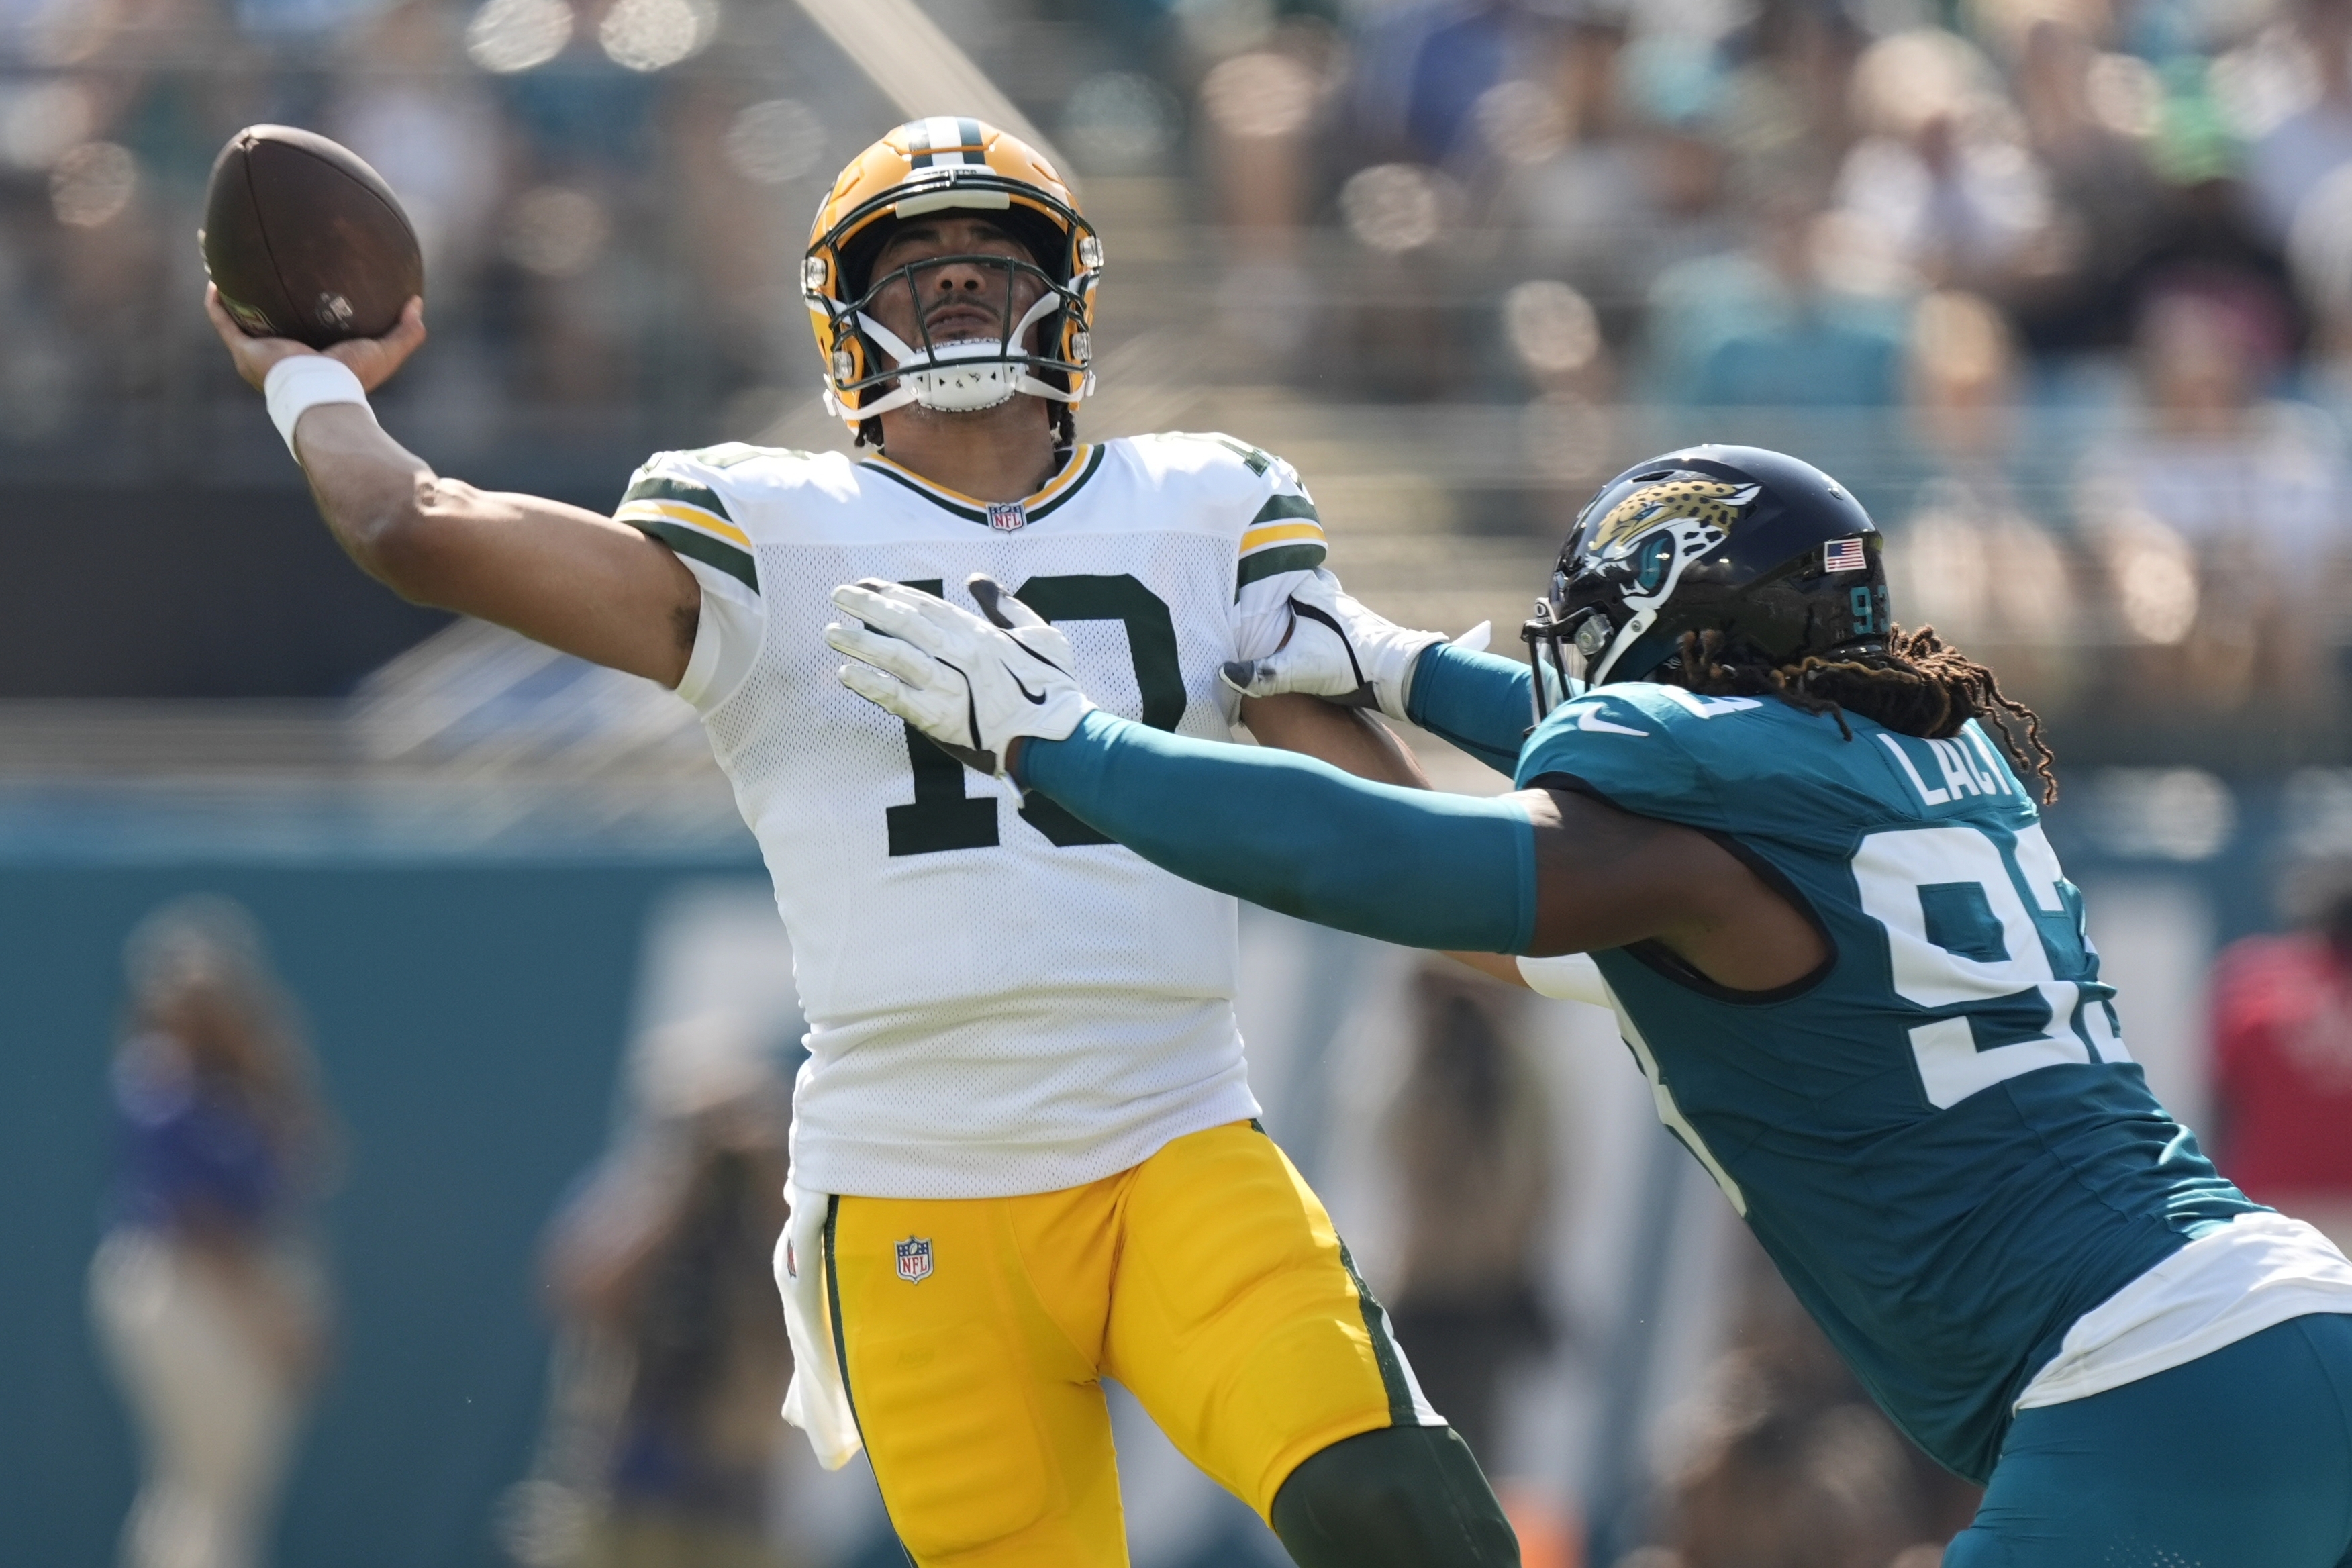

{"left": 617, "top": 433, "right": 1333, "bottom": 1199}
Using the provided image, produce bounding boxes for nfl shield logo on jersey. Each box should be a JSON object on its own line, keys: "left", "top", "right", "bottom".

{"left": 987, "top": 501, "right": 1027, "bottom": 533}
{"left": 895, "top": 1236, "right": 934, "bottom": 1284}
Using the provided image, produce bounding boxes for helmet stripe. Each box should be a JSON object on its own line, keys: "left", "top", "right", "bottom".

{"left": 917, "top": 115, "right": 971, "bottom": 168}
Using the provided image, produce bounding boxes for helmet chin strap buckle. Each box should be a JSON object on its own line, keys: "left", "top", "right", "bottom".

{"left": 1587, "top": 607, "right": 1656, "bottom": 688}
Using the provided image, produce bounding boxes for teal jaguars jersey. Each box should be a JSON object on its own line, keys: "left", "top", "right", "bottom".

{"left": 1514, "top": 683, "right": 2259, "bottom": 1482}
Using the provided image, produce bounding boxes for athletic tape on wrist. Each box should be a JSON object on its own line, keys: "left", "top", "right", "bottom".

{"left": 263, "top": 355, "right": 373, "bottom": 457}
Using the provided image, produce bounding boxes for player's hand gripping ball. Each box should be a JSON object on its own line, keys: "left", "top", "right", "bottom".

{"left": 828, "top": 576, "right": 1096, "bottom": 777}
{"left": 199, "top": 126, "right": 428, "bottom": 397}
{"left": 201, "top": 125, "right": 422, "bottom": 348}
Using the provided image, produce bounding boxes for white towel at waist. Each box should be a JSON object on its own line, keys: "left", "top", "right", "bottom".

{"left": 774, "top": 1181, "right": 862, "bottom": 1469}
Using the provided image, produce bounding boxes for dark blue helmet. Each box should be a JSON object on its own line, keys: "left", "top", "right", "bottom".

{"left": 1522, "top": 444, "right": 1890, "bottom": 718}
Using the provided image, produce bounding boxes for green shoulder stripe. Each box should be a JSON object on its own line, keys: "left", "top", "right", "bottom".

{"left": 1236, "top": 541, "right": 1327, "bottom": 597}
{"left": 632, "top": 518, "right": 758, "bottom": 593}
{"left": 622, "top": 473, "right": 735, "bottom": 522}
{"left": 1249, "top": 492, "right": 1320, "bottom": 526}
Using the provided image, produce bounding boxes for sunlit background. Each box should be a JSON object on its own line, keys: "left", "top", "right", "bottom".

{"left": 5, "top": 0, "right": 2352, "bottom": 1565}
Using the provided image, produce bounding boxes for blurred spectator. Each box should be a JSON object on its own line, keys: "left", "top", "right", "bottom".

{"left": 2247, "top": 0, "right": 2352, "bottom": 248}
{"left": 1349, "top": 0, "right": 1573, "bottom": 170}
{"left": 1711, "top": 0, "right": 1867, "bottom": 179}
{"left": 504, "top": 1016, "right": 796, "bottom": 1568}
{"left": 1383, "top": 964, "right": 1553, "bottom": 1470}
{"left": 2288, "top": 158, "right": 2352, "bottom": 394}
{"left": 1647, "top": 175, "right": 1910, "bottom": 405}
{"left": 1639, "top": 1245, "right": 1975, "bottom": 1568}
{"left": 2004, "top": 17, "right": 2166, "bottom": 352}
{"left": 2116, "top": 147, "right": 2301, "bottom": 364}
{"left": 2208, "top": 868, "right": 2352, "bottom": 1256}
{"left": 1497, "top": 13, "right": 1735, "bottom": 332}
{"left": 1835, "top": 30, "right": 2055, "bottom": 294}
{"left": 89, "top": 895, "right": 337, "bottom": 1568}
{"left": 2074, "top": 283, "right": 2349, "bottom": 712}
{"left": 1202, "top": 19, "right": 1345, "bottom": 365}
{"left": 1890, "top": 291, "right": 2078, "bottom": 695}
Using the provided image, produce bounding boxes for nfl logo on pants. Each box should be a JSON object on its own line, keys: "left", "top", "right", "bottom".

{"left": 895, "top": 1236, "right": 934, "bottom": 1284}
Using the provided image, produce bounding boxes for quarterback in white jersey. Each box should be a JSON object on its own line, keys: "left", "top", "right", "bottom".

{"left": 626, "top": 430, "right": 1333, "bottom": 1199}
{"left": 205, "top": 117, "right": 1518, "bottom": 1568}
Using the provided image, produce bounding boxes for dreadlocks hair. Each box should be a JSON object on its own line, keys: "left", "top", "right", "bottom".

{"left": 1673, "top": 625, "right": 2059, "bottom": 804}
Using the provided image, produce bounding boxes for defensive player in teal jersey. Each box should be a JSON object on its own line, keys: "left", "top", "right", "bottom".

{"left": 826, "top": 446, "right": 2352, "bottom": 1566}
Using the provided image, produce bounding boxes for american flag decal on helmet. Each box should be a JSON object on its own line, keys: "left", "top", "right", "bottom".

{"left": 1824, "top": 538, "right": 1867, "bottom": 573}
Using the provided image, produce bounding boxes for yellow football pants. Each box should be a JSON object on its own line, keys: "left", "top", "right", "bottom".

{"left": 823, "top": 1120, "right": 1432, "bottom": 1567}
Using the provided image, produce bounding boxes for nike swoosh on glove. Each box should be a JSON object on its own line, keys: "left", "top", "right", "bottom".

{"left": 1219, "top": 571, "right": 1455, "bottom": 724}
{"left": 826, "top": 575, "right": 1095, "bottom": 777}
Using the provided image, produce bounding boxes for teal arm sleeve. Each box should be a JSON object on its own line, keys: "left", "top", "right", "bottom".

{"left": 1016, "top": 712, "right": 1538, "bottom": 953}
{"left": 1404, "top": 642, "right": 1534, "bottom": 775}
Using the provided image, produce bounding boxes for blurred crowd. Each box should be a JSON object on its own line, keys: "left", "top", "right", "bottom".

{"left": 1203, "top": 0, "right": 2352, "bottom": 722}
{"left": 0, "top": 0, "right": 856, "bottom": 460}
{"left": 6, "top": 0, "right": 2352, "bottom": 721}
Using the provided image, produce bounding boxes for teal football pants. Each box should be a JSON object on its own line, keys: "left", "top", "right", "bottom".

{"left": 1945, "top": 1312, "right": 2352, "bottom": 1568}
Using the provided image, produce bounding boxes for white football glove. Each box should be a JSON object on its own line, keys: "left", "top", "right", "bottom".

{"left": 826, "top": 575, "right": 1095, "bottom": 777}
{"left": 1219, "top": 572, "right": 1460, "bottom": 724}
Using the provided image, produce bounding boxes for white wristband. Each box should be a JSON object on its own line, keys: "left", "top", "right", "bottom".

{"left": 263, "top": 355, "right": 373, "bottom": 458}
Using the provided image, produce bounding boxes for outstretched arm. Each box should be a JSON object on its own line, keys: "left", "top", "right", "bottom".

{"left": 1404, "top": 642, "right": 1535, "bottom": 775}
{"left": 1016, "top": 715, "right": 1822, "bottom": 984}
{"left": 829, "top": 575, "right": 1827, "bottom": 988}
{"left": 207, "top": 288, "right": 699, "bottom": 687}
{"left": 1021, "top": 712, "right": 1538, "bottom": 952}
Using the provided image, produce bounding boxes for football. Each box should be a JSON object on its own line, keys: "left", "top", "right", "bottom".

{"left": 200, "top": 124, "right": 422, "bottom": 349}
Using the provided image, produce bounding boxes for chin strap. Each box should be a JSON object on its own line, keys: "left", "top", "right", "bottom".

{"left": 828, "top": 295, "right": 1091, "bottom": 421}
{"left": 1585, "top": 605, "right": 1657, "bottom": 689}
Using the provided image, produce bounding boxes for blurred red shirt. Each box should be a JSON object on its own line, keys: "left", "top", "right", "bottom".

{"left": 2210, "top": 932, "right": 2352, "bottom": 1205}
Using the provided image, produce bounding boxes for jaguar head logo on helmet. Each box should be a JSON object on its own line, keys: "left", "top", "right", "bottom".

{"left": 804, "top": 117, "right": 1099, "bottom": 450}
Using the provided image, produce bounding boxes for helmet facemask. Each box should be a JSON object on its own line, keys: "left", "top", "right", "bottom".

{"left": 835, "top": 249, "right": 1081, "bottom": 415}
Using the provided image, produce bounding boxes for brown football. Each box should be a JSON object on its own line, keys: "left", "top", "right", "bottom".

{"left": 201, "top": 125, "right": 422, "bottom": 348}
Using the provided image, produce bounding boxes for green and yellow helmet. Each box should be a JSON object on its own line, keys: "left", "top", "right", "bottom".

{"left": 803, "top": 117, "right": 1100, "bottom": 433}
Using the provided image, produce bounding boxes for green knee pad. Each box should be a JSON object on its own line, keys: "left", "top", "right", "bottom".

{"left": 1270, "top": 1425, "right": 1521, "bottom": 1568}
